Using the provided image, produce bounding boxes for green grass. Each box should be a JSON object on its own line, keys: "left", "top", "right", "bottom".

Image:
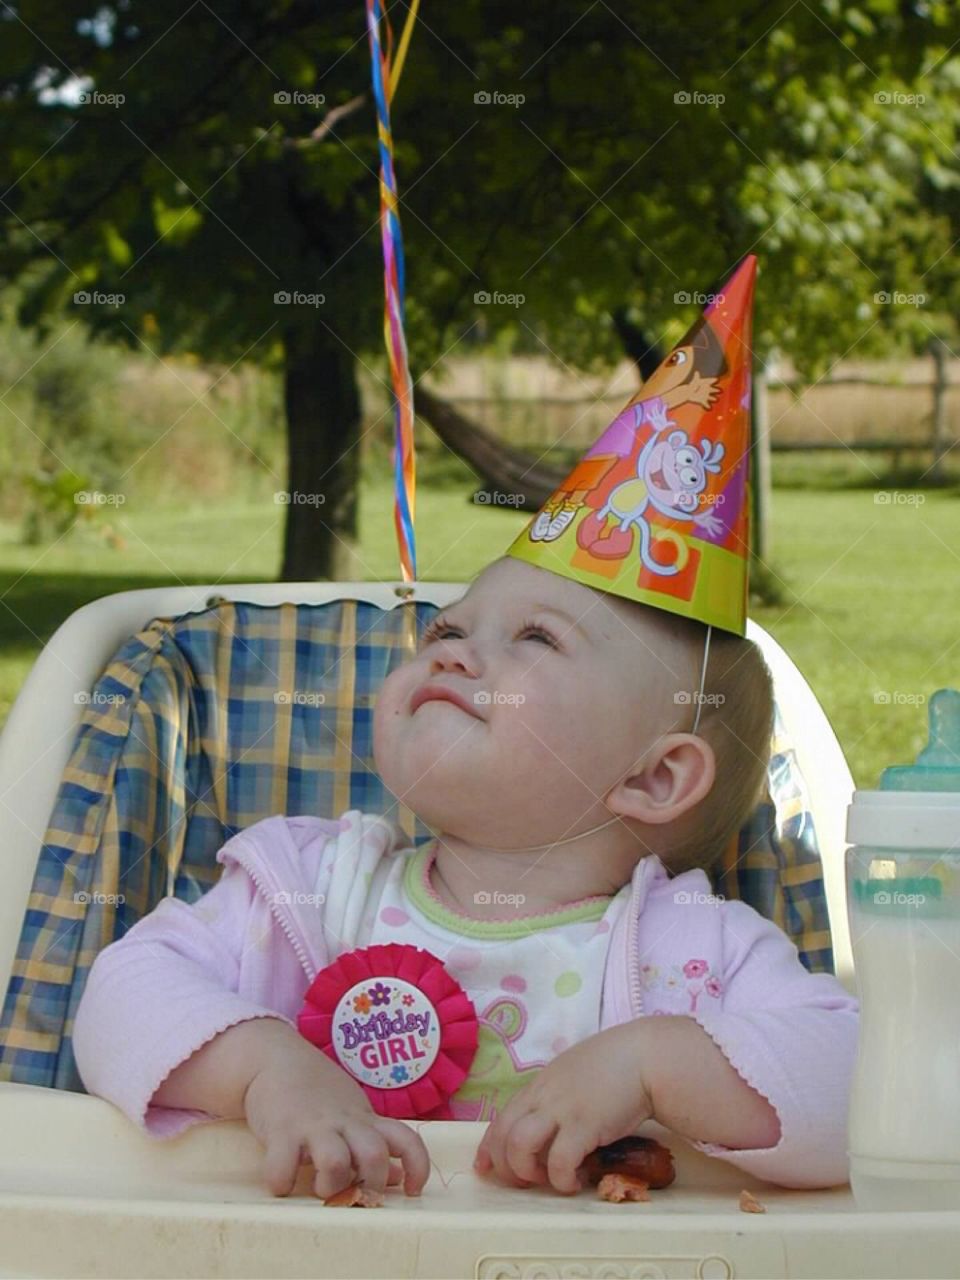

{"left": 1, "top": 476, "right": 957, "bottom": 789}
{"left": 748, "top": 487, "right": 958, "bottom": 787}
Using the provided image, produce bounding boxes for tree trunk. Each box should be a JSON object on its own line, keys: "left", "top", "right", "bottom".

{"left": 280, "top": 325, "right": 362, "bottom": 581}
{"left": 610, "top": 306, "right": 665, "bottom": 381}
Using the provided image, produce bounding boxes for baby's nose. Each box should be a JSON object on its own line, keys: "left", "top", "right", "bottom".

{"left": 429, "top": 639, "right": 478, "bottom": 676}
{"left": 430, "top": 652, "right": 471, "bottom": 674}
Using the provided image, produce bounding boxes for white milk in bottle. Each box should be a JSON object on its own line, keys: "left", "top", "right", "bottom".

{"left": 846, "top": 688, "right": 960, "bottom": 1211}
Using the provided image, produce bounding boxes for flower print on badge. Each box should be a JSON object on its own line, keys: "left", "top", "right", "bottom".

{"left": 640, "top": 957, "right": 723, "bottom": 1013}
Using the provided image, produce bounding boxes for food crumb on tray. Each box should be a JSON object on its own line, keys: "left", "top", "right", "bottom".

{"left": 739, "top": 1189, "right": 766, "bottom": 1213}
{"left": 597, "top": 1173, "right": 651, "bottom": 1202}
{"left": 323, "top": 1181, "right": 384, "bottom": 1208}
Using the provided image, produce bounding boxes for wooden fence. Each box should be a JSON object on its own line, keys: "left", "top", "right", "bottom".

{"left": 431, "top": 345, "right": 955, "bottom": 480}
{"left": 409, "top": 344, "right": 957, "bottom": 560}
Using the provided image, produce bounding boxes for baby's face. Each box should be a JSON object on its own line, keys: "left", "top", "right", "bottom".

{"left": 373, "top": 556, "right": 693, "bottom": 846}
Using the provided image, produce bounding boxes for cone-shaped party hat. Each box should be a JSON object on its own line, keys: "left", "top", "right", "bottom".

{"left": 505, "top": 256, "right": 756, "bottom": 636}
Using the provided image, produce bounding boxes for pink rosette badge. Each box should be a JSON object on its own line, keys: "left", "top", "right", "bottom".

{"left": 296, "top": 943, "right": 480, "bottom": 1119}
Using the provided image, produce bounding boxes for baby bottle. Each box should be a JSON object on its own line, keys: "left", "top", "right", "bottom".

{"left": 846, "top": 688, "right": 960, "bottom": 1210}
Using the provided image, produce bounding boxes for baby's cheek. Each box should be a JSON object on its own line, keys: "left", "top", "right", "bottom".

{"left": 514, "top": 701, "right": 597, "bottom": 771}
{"left": 371, "top": 695, "right": 399, "bottom": 775}
{"left": 376, "top": 669, "right": 410, "bottom": 721}
{"left": 565, "top": 713, "right": 632, "bottom": 781}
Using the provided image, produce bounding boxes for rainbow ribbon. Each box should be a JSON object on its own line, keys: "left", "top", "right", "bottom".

{"left": 365, "top": 0, "right": 420, "bottom": 582}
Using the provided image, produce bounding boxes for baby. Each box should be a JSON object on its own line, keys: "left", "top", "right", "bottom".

{"left": 72, "top": 553, "right": 858, "bottom": 1203}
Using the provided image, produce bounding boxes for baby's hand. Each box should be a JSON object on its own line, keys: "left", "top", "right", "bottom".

{"left": 242, "top": 1041, "right": 430, "bottom": 1200}
{"left": 473, "top": 1021, "right": 654, "bottom": 1194}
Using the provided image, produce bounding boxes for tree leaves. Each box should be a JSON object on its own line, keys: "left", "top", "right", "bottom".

{"left": 0, "top": 0, "right": 956, "bottom": 381}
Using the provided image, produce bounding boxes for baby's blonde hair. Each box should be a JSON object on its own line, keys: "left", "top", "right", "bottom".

{"left": 614, "top": 601, "right": 776, "bottom": 877}
{"left": 672, "top": 624, "right": 775, "bottom": 875}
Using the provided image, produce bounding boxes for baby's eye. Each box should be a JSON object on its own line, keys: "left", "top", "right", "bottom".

{"left": 518, "top": 624, "right": 557, "bottom": 647}
{"left": 419, "top": 621, "right": 460, "bottom": 647}
{"left": 419, "top": 621, "right": 558, "bottom": 649}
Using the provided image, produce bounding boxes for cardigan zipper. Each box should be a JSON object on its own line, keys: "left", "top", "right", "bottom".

{"left": 627, "top": 864, "right": 646, "bottom": 1020}
{"left": 224, "top": 840, "right": 317, "bottom": 984}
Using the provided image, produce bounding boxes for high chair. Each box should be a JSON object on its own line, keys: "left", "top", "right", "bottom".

{"left": 3, "top": 578, "right": 955, "bottom": 1280}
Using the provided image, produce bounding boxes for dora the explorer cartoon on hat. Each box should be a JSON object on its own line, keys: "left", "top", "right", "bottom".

{"left": 509, "top": 255, "right": 755, "bottom": 634}
{"left": 529, "top": 314, "right": 729, "bottom": 552}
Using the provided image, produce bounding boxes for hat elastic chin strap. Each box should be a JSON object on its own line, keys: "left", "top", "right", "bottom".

{"left": 690, "top": 622, "right": 712, "bottom": 736}
{"left": 451, "top": 624, "right": 713, "bottom": 854}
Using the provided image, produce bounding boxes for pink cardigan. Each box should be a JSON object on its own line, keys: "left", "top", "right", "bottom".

{"left": 72, "top": 810, "right": 859, "bottom": 1188}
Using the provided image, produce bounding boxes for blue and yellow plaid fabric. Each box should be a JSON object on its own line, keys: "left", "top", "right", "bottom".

{"left": 0, "top": 598, "right": 834, "bottom": 1092}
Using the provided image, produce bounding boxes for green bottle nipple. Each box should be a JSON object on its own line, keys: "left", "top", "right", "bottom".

{"left": 880, "top": 688, "right": 960, "bottom": 791}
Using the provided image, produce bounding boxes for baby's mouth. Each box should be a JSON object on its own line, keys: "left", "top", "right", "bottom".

{"left": 410, "top": 685, "right": 484, "bottom": 720}
{"left": 419, "top": 697, "right": 468, "bottom": 715}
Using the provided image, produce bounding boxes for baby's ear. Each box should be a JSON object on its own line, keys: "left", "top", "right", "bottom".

{"left": 606, "top": 735, "right": 715, "bottom": 827}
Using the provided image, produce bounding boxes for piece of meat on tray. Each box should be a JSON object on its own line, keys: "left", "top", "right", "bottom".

{"left": 579, "top": 1136, "right": 676, "bottom": 1190}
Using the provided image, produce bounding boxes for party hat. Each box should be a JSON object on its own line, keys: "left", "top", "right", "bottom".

{"left": 505, "top": 255, "right": 756, "bottom": 636}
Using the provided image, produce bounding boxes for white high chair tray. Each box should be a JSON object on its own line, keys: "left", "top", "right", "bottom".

{"left": 1, "top": 1084, "right": 958, "bottom": 1279}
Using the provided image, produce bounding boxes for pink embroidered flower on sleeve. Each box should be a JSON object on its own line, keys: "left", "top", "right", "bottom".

{"left": 640, "top": 958, "right": 723, "bottom": 1013}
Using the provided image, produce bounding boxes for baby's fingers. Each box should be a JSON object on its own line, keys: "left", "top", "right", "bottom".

{"left": 375, "top": 1118, "right": 431, "bottom": 1196}
{"left": 341, "top": 1122, "right": 395, "bottom": 1196}
{"left": 305, "top": 1129, "right": 358, "bottom": 1200}
{"left": 476, "top": 1118, "right": 539, "bottom": 1188}
{"left": 545, "top": 1128, "right": 590, "bottom": 1195}
{"left": 504, "top": 1113, "right": 555, "bottom": 1185}
{"left": 263, "top": 1134, "right": 309, "bottom": 1197}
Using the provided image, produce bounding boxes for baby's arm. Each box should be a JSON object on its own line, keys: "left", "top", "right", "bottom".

{"left": 152, "top": 1014, "right": 428, "bottom": 1199}
{"left": 72, "top": 854, "right": 305, "bottom": 1138}
{"left": 474, "top": 1013, "right": 778, "bottom": 1194}
{"left": 477, "top": 899, "right": 857, "bottom": 1193}
{"left": 72, "top": 832, "right": 429, "bottom": 1197}
{"left": 633, "top": 1014, "right": 782, "bottom": 1150}
{"left": 658, "top": 898, "right": 859, "bottom": 1188}
{"left": 151, "top": 1016, "right": 305, "bottom": 1119}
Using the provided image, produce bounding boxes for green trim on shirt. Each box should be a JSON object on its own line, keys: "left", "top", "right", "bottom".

{"left": 403, "top": 840, "right": 612, "bottom": 938}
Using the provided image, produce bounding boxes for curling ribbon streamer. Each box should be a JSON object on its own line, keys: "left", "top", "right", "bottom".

{"left": 365, "top": 0, "right": 420, "bottom": 582}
